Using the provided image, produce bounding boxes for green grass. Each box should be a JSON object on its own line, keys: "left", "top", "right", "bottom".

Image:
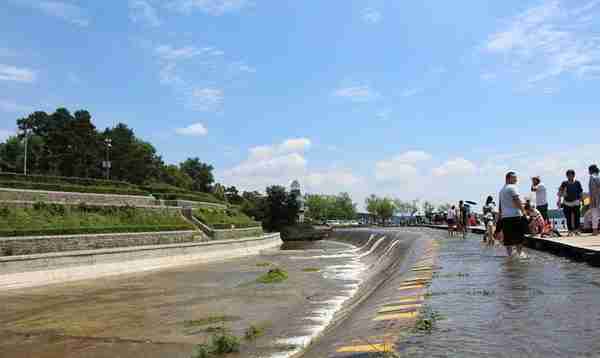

{"left": 257, "top": 268, "right": 288, "bottom": 284}
{"left": 0, "top": 203, "right": 193, "bottom": 237}
{"left": 193, "top": 207, "right": 260, "bottom": 229}
{"left": 0, "top": 180, "right": 147, "bottom": 196}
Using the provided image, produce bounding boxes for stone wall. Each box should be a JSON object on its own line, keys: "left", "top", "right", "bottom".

{"left": 0, "top": 230, "right": 202, "bottom": 256}
{"left": 0, "top": 188, "right": 158, "bottom": 207}
{"left": 212, "top": 227, "right": 264, "bottom": 240}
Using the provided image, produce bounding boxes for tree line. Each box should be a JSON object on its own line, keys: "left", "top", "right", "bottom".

{"left": 0, "top": 108, "right": 217, "bottom": 191}
{"left": 365, "top": 195, "right": 451, "bottom": 223}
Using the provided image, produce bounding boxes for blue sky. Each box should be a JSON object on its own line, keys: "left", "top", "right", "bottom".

{"left": 2, "top": 0, "right": 600, "bottom": 209}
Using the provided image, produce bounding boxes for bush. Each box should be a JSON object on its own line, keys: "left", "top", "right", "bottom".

{"left": 141, "top": 182, "right": 188, "bottom": 194}
{"left": 190, "top": 330, "right": 241, "bottom": 358}
{"left": 193, "top": 207, "right": 260, "bottom": 229}
{"left": 153, "top": 192, "right": 224, "bottom": 204}
{"left": 0, "top": 225, "right": 193, "bottom": 237}
{"left": 0, "top": 180, "right": 148, "bottom": 196}
{"left": 0, "top": 172, "right": 136, "bottom": 188}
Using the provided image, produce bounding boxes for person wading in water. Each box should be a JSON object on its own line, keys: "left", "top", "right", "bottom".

{"left": 557, "top": 169, "right": 583, "bottom": 237}
{"left": 497, "top": 171, "right": 528, "bottom": 258}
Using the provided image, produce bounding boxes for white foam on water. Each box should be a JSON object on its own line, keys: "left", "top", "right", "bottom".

{"left": 356, "top": 236, "right": 386, "bottom": 258}
{"left": 342, "top": 234, "right": 375, "bottom": 253}
{"left": 376, "top": 240, "right": 401, "bottom": 264}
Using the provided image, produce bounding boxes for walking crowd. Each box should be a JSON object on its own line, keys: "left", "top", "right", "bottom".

{"left": 445, "top": 165, "right": 600, "bottom": 258}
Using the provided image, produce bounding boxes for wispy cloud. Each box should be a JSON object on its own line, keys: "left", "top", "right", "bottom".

{"left": 0, "top": 99, "right": 33, "bottom": 113}
{"left": 0, "top": 64, "right": 36, "bottom": 83}
{"left": 333, "top": 85, "right": 380, "bottom": 102}
{"left": 12, "top": 0, "right": 90, "bottom": 26}
{"left": 362, "top": 8, "right": 382, "bottom": 24}
{"left": 175, "top": 122, "right": 208, "bottom": 136}
{"left": 129, "top": 0, "right": 161, "bottom": 27}
{"left": 166, "top": 0, "right": 251, "bottom": 16}
{"left": 483, "top": 0, "right": 600, "bottom": 85}
{"left": 187, "top": 88, "right": 224, "bottom": 111}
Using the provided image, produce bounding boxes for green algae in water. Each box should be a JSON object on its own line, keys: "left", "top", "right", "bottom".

{"left": 255, "top": 262, "right": 272, "bottom": 267}
{"left": 302, "top": 267, "right": 320, "bottom": 272}
{"left": 257, "top": 268, "right": 288, "bottom": 284}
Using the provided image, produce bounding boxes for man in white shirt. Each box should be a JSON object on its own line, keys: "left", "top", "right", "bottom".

{"left": 498, "top": 171, "right": 527, "bottom": 258}
{"left": 531, "top": 176, "right": 548, "bottom": 223}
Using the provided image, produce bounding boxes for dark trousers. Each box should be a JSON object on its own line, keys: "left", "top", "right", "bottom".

{"left": 537, "top": 204, "right": 549, "bottom": 221}
{"left": 563, "top": 205, "right": 581, "bottom": 231}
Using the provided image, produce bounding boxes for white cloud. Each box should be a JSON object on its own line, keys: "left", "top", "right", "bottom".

{"left": 432, "top": 157, "right": 478, "bottom": 177}
{"left": 0, "top": 129, "right": 15, "bottom": 142}
{"left": 166, "top": 0, "right": 251, "bottom": 15}
{"left": 175, "top": 122, "right": 208, "bottom": 136}
{"left": 130, "top": 0, "right": 161, "bottom": 27}
{"left": 0, "top": 64, "right": 36, "bottom": 83}
{"left": 12, "top": 0, "right": 90, "bottom": 26}
{"left": 484, "top": 0, "right": 600, "bottom": 85}
{"left": 155, "top": 45, "right": 220, "bottom": 61}
{"left": 187, "top": 88, "right": 224, "bottom": 111}
{"left": 220, "top": 138, "right": 362, "bottom": 197}
{"left": 333, "top": 85, "right": 380, "bottom": 102}
{"left": 375, "top": 151, "right": 432, "bottom": 182}
{"left": 0, "top": 99, "right": 32, "bottom": 113}
{"left": 362, "top": 8, "right": 382, "bottom": 24}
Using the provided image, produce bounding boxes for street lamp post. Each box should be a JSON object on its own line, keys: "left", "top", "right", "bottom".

{"left": 103, "top": 138, "right": 112, "bottom": 180}
{"left": 20, "top": 128, "right": 31, "bottom": 176}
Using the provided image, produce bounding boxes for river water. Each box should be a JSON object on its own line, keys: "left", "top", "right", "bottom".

{"left": 393, "top": 230, "right": 600, "bottom": 358}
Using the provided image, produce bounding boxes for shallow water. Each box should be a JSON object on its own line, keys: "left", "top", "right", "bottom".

{"left": 396, "top": 232, "right": 600, "bottom": 358}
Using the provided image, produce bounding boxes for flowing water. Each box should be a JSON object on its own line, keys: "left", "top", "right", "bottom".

{"left": 393, "top": 230, "right": 600, "bottom": 358}
{"left": 1, "top": 228, "right": 599, "bottom": 358}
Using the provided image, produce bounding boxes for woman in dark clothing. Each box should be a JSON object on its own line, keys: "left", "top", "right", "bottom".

{"left": 557, "top": 169, "right": 584, "bottom": 236}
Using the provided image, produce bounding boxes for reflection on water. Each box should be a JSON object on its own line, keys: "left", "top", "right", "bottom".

{"left": 397, "top": 237, "right": 600, "bottom": 357}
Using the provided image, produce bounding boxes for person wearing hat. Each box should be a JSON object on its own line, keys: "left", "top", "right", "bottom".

{"left": 589, "top": 164, "right": 600, "bottom": 236}
{"left": 531, "top": 176, "right": 548, "bottom": 222}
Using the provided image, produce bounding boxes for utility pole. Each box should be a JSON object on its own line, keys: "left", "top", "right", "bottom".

{"left": 21, "top": 128, "right": 30, "bottom": 176}
{"left": 103, "top": 138, "right": 112, "bottom": 180}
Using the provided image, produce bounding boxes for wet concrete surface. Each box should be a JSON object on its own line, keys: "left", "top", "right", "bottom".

{"left": 0, "top": 229, "right": 420, "bottom": 358}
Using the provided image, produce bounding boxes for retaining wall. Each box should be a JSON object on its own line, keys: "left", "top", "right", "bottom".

{"left": 0, "top": 230, "right": 203, "bottom": 256}
{"left": 0, "top": 188, "right": 157, "bottom": 207}
{"left": 0, "top": 233, "right": 282, "bottom": 290}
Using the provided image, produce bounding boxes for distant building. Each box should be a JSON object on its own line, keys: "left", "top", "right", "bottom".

{"left": 290, "top": 180, "right": 305, "bottom": 223}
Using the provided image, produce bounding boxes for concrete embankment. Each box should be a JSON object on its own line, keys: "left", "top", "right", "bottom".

{"left": 0, "top": 233, "right": 282, "bottom": 290}
{"left": 0, "top": 228, "right": 435, "bottom": 358}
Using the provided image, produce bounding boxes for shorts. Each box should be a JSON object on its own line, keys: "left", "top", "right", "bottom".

{"left": 447, "top": 219, "right": 456, "bottom": 226}
{"left": 501, "top": 216, "right": 527, "bottom": 246}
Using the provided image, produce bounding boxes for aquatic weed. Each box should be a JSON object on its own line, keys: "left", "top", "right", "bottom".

{"left": 257, "top": 268, "right": 288, "bottom": 284}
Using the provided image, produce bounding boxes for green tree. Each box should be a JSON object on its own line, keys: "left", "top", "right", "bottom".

{"left": 241, "top": 191, "right": 265, "bottom": 222}
{"left": 305, "top": 194, "right": 329, "bottom": 222}
{"left": 422, "top": 201, "right": 435, "bottom": 216}
{"left": 225, "top": 186, "right": 244, "bottom": 205}
{"left": 366, "top": 195, "right": 395, "bottom": 224}
{"left": 180, "top": 158, "right": 214, "bottom": 192}
{"left": 262, "top": 185, "right": 299, "bottom": 231}
{"left": 157, "top": 164, "right": 193, "bottom": 189}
